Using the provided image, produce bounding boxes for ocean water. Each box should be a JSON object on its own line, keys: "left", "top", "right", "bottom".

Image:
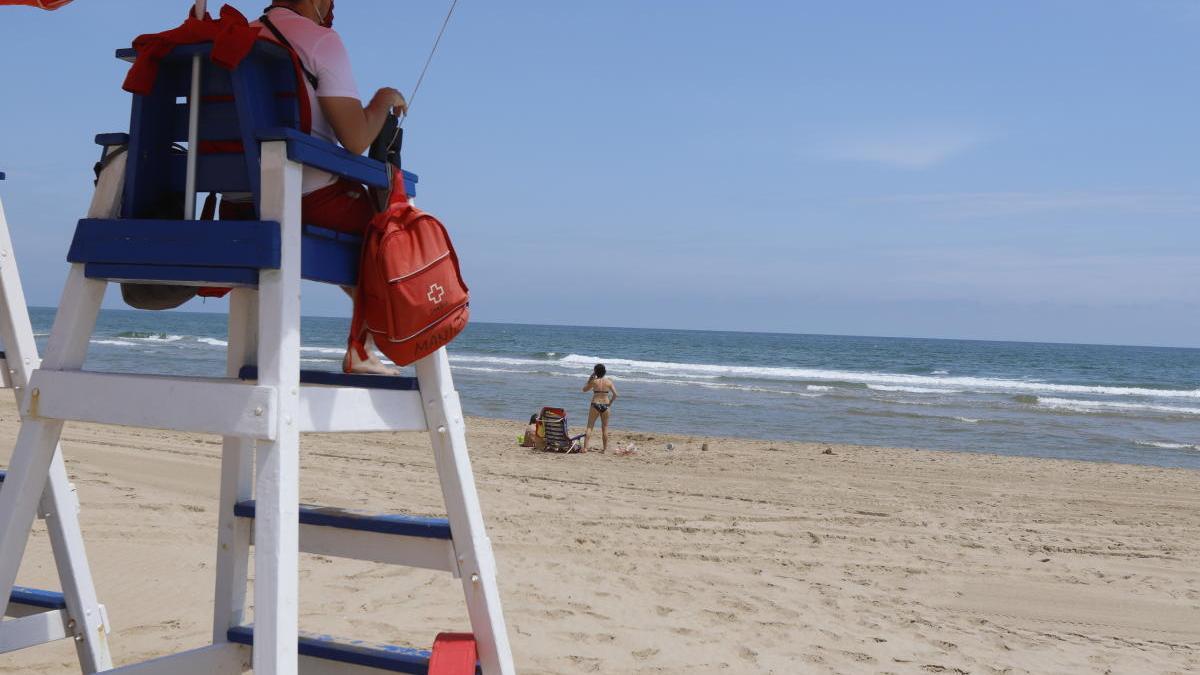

{"left": 26, "top": 307, "right": 1200, "bottom": 470}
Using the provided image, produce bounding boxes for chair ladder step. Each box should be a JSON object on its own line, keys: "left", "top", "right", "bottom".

{"left": 9, "top": 586, "right": 67, "bottom": 611}
{"left": 238, "top": 366, "right": 420, "bottom": 391}
{"left": 3, "top": 587, "right": 73, "bottom": 653}
{"left": 234, "top": 501, "right": 451, "bottom": 539}
{"left": 1, "top": 471, "right": 68, "bottom": 615}
{"left": 227, "top": 625, "right": 433, "bottom": 674}
{"left": 233, "top": 501, "right": 458, "bottom": 573}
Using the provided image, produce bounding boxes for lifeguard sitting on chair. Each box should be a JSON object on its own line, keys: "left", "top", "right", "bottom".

{"left": 220, "top": 0, "right": 409, "bottom": 375}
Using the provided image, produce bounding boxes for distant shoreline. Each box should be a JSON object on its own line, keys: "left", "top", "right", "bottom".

{"left": 468, "top": 413, "right": 1200, "bottom": 475}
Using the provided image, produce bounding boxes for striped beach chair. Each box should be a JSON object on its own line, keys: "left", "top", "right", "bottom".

{"left": 539, "top": 407, "right": 585, "bottom": 453}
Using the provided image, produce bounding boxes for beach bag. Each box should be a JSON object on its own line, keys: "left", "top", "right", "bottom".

{"left": 348, "top": 170, "right": 469, "bottom": 367}
{"left": 89, "top": 144, "right": 199, "bottom": 310}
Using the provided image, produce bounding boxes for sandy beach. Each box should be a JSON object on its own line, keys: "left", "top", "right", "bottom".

{"left": 1, "top": 395, "right": 1198, "bottom": 674}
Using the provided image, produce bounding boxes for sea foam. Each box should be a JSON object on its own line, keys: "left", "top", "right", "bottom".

{"left": 556, "top": 354, "right": 1199, "bottom": 400}
{"left": 1134, "top": 441, "right": 1200, "bottom": 451}
{"left": 868, "top": 384, "right": 959, "bottom": 394}
{"left": 1036, "top": 397, "right": 1200, "bottom": 416}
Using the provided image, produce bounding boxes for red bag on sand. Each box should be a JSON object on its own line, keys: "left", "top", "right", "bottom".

{"left": 348, "top": 170, "right": 469, "bottom": 368}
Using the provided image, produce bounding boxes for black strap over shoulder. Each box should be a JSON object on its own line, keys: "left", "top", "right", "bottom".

{"left": 259, "top": 11, "right": 320, "bottom": 90}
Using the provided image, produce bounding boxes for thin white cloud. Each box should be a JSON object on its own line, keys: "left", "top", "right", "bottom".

{"left": 818, "top": 128, "right": 985, "bottom": 169}
{"left": 877, "top": 191, "right": 1200, "bottom": 218}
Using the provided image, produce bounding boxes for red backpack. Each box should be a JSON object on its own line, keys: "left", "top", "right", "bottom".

{"left": 348, "top": 170, "right": 470, "bottom": 367}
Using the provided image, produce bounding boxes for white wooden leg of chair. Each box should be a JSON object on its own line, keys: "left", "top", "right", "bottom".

{"left": 0, "top": 192, "right": 42, "bottom": 386}
{"left": 0, "top": 419, "right": 66, "bottom": 613}
{"left": 0, "top": 198, "right": 111, "bottom": 669}
{"left": 251, "top": 141, "right": 303, "bottom": 674}
{"left": 43, "top": 451, "right": 113, "bottom": 672}
{"left": 213, "top": 288, "right": 258, "bottom": 643}
{"left": 416, "top": 348, "right": 515, "bottom": 675}
{"left": 0, "top": 264, "right": 103, "bottom": 616}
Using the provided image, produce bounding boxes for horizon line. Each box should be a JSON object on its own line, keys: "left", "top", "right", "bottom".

{"left": 28, "top": 306, "right": 1200, "bottom": 352}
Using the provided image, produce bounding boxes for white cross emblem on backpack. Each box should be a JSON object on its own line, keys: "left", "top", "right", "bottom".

{"left": 427, "top": 283, "right": 445, "bottom": 304}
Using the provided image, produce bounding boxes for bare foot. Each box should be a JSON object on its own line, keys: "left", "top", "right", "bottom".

{"left": 343, "top": 348, "right": 401, "bottom": 375}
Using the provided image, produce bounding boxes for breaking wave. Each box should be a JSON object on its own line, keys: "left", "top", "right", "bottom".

{"left": 868, "top": 384, "right": 960, "bottom": 394}
{"left": 1134, "top": 441, "right": 1199, "bottom": 451}
{"left": 554, "top": 354, "right": 1198, "bottom": 400}
{"left": 1034, "top": 397, "right": 1200, "bottom": 416}
{"left": 115, "top": 331, "right": 184, "bottom": 342}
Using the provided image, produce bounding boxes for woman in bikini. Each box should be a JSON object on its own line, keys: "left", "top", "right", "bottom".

{"left": 582, "top": 363, "right": 618, "bottom": 453}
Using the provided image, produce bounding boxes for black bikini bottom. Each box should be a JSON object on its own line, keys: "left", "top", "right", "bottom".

{"left": 592, "top": 403, "right": 610, "bottom": 414}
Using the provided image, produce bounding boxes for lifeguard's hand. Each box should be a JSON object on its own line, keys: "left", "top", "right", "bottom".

{"left": 373, "top": 87, "right": 408, "bottom": 117}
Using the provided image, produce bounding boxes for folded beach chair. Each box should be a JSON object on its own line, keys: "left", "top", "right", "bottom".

{"left": 539, "top": 407, "right": 585, "bottom": 453}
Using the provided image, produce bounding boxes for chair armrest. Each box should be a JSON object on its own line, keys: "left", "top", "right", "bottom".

{"left": 95, "top": 133, "right": 130, "bottom": 147}
{"left": 258, "top": 128, "right": 420, "bottom": 192}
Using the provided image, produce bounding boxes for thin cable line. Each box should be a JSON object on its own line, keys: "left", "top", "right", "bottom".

{"left": 399, "top": 0, "right": 459, "bottom": 127}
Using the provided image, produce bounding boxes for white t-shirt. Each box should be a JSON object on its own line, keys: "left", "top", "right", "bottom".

{"left": 254, "top": 9, "right": 361, "bottom": 194}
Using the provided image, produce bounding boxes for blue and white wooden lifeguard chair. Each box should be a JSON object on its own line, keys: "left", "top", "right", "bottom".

{"left": 0, "top": 22, "right": 514, "bottom": 675}
{"left": 0, "top": 172, "right": 113, "bottom": 670}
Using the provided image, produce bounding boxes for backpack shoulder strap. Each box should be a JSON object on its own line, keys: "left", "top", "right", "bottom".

{"left": 259, "top": 13, "right": 319, "bottom": 90}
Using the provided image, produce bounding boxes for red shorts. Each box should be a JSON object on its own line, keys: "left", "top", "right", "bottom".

{"left": 300, "top": 179, "right": 375, "bottom": 235}
{"left": 219, "top": 178, "right": 374, "bottom": 235}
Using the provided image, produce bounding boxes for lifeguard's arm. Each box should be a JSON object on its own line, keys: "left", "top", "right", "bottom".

{"left": 319, "top": 89, "right": 407, "bottom": 155}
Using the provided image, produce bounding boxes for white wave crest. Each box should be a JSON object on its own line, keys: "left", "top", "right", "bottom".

{"left": 450, "top": 354, "right": 547, "bottom": 367}
{"left": 1134, "top": 440, "right": 1199, "bottom": 451}
{"left": 197, "top": 337, "right": 228, "bottom": 347}
{"left": 454, "top": 366, "right": 540, "bottom": 375}
{"left": 868, "top": 384, "right": 959, "bottom": 394}
{"left": 91, "top": 339, "right": 136, "bottom": 346}
{"left": 300, "top": 346, "right": 345, "bottom": 355}
{"left": 1037, "top": 397, "right": 1200, "bottom": 416}
{"left": 556, "top": 354, "right": 1199, "bottom": 400}
{"left": 614, "top": 374, "right": 823, "bottom": 397}
{"left": 806, "top": 385, "right": 832, "bottom": 391}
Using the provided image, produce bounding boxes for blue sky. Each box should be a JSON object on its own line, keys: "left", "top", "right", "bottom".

{"left": 1, "top": 1, "right": 1197, "bottom": 347}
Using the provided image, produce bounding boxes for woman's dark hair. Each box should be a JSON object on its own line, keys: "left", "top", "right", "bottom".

{"left": 529, "top": 414, "right": 539, "bottom": 424}
{"left": 592, "top": 364, "right": 606, "bottom": 378}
